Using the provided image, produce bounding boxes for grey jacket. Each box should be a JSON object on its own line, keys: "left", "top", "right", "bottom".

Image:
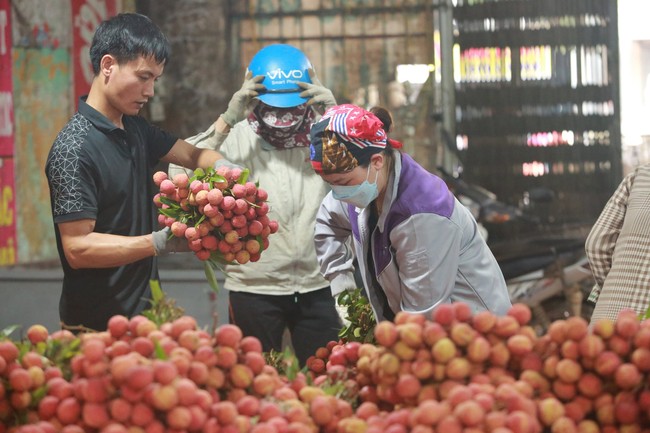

{"left": 315, "top": 151, "right": 511, "bottom": 320}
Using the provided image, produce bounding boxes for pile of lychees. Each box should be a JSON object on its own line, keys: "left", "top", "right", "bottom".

{"left": 152, "top": 166, "right": 278, "bottom": 267}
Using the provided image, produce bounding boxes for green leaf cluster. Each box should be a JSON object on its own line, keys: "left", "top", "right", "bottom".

{"left": 141, "top": 279, "right": 185, "bottom": 326}
{"left": 337, "top": 288, "right": 377, "bottom": 344}
{"left": 263, "top": 347, "right": 300, "bottom": 379}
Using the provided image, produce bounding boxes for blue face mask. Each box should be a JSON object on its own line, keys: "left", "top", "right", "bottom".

{"left": 331, "top": 166, "right": 379, "bottom": 208}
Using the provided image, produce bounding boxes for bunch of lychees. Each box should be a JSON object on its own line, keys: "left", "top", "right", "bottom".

{"left": 153, "top": 166, "right": 278, "bottom": 274}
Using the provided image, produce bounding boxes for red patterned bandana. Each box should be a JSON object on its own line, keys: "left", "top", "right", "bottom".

{"left": 247, "top": 103, "right": 315, "bottom": 150}
{"left": 310, "top": 104, "right": 392, "bottom": 174}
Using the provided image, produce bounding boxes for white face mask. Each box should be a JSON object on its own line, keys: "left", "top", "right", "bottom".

{"left": 330, "top": 166, "right": 379, "bottom": 208}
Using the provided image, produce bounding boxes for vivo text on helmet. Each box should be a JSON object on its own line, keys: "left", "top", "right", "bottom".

{"left": 267, "top": 68, "right": 305, "bottom": 82}
{"left": 248, "top": 44, "right": 313, "bottom": 108}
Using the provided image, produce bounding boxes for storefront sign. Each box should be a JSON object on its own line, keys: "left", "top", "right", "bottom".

{"left": 72, "top": 0, "right": 117, "bottom": 109}
{"left": 0, "top": 0, "right": 14, "bottom": 157}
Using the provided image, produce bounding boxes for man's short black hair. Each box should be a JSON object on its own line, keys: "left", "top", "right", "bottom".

{"left": 89, "top": 13, "right": 170, "bottom": 75}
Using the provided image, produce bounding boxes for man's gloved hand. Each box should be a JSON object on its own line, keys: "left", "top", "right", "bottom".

{"left": 152, "top": 227, "right": 191, "bottom": 256}
{"left": 297, "top": 68, "right": 337, "bottom": 110}
{"left": 220, "top": 71, "right": 265, "bottom": 127}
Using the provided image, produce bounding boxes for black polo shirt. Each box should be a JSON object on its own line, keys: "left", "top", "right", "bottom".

{"left": 45, "top": 97, "right": 177, "bottom": 331}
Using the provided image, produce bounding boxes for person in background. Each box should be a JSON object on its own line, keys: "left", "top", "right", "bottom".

{"left": 45, "top": 13, "right": 236, "bottom": 331}
{"left": 585, "top": 164, "right": 650, "bottom": 323}
{"left": 310, "top": 103, "right": 512, "bottom": 322}
{"left": 168, "top": 44, "right": 341, "bottom": 365}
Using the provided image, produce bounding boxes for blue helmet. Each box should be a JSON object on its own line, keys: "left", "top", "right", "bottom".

{"left": 248, "top": 44, "right": 312, "bottom": 108}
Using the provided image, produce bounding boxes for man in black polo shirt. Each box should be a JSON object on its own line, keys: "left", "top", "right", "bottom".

{"left": 45, "top": 13, "right": 237, "bottom": 331}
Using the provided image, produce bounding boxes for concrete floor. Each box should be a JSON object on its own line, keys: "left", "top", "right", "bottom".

{"left": 0, "top": 253, "right": 229, "bottom": 338}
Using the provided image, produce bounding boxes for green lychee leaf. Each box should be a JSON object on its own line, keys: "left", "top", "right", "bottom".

{"left": 280, "top": 347, "right": 300, "bottom": 381}
{"left": 337, "top": 291, "right": 350, "bottom": 306}
{"left": 158, "top": 205, "right": 183, "bottom": 219}
{"left": 210, "top": 173, "right": 228, "bottom": 186}
{"left": 153, "top": 339, "right": 168, "bottom": 360}
{"left": 0, "top": 325, "right": 19, "bottom": 339}
{"left": 149, "top": 279, "right": 164, "bottom": 303}
{"left": 42, "top": 338, "right": 82, "bottom": 380}
{"left": 204, "top": 261, "right": 220, "bottom": 293}
{"left": 237, "top": 168, "right": 250, "bottom": 184}
{"left": 159, "top": 195, "right": 181, "bottom": 207}
{"left": 31, "top": 385, "right": 48, "bottom": 405}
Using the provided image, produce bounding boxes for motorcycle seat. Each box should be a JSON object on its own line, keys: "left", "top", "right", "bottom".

{"left": 490, "top": 237, "right": 586, "bottom": 280}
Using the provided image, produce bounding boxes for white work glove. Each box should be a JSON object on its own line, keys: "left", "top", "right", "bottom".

{"left": 152, "top": 227, "right": 191, "bottom": 256}
{"left": 297, "top": 68, "right": 337, "bottom": 110}
{"left": 214, "top": 158, "right": 243, "bottom": 171}
{"left": 220, "top": 71, "right": 265, "bottom": 127}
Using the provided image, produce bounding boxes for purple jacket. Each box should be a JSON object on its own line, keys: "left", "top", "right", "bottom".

{"left": 315, "top": 151, "right": 511, "bottom": 321}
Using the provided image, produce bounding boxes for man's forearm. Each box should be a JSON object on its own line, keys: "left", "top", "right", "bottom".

{"left": 63, "top": 232, "right": 155, "bottom": 269}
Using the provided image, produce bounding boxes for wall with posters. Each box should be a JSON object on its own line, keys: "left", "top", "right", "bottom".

{"left": 12, "top": 48, "right": 70, "bottom": 263}
{"left": 1, "top": 0, "right": 123, "bottom": 266}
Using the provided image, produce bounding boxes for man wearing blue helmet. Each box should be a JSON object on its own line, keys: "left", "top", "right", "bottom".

{"left": 169, "top": 44, "right": 341, "bottom": 365}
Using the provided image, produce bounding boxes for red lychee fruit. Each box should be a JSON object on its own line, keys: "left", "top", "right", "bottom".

{"left": 173, "top": 173, "right": 190, "bottom": 189}
{"left": 159, "top": 179, "right": 176, "bottom": 196}
{"left": 27, "top": 324, "right": 49, "bottom": 344}
{"left": 153, "top": 171, "right": 168, "bottom": 186}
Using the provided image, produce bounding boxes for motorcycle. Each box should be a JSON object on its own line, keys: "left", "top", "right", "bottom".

{"left": 437, "top": 166, "right": 595, "bottom": 333}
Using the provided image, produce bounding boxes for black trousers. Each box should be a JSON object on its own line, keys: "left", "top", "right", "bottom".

{"left": 228, "top": 287, "right": 342, "bottom": 366}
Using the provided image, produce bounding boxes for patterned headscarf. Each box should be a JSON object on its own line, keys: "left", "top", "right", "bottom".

{"left": 309, "top": 104, "right": 401, "bottom": 174}
{"left": 248, "top": 103, "right": 315, "bottom": 150}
